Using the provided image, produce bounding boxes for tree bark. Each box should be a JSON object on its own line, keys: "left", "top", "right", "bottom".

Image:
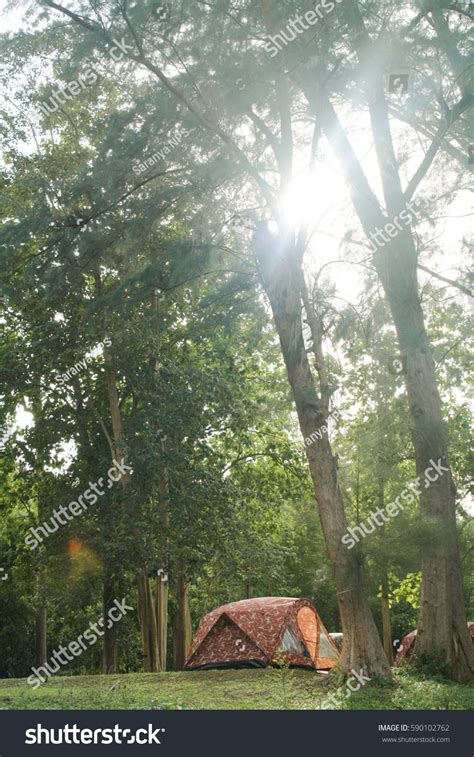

{"left": 146, "top": 573, "right": 161, "bottom": 672}
{"left": 30, "top": 399, "right": 49, "bottom": 674}
{"left": 153, "top": 288, "right": 170, "bottom": 671}
{"left": 381, "top": 572, "right": 393, "bottom": 666}
{"left": 379, "top": 487, "right": 393, "bottom": 666}
{"left": 155, "top": 465, "right": 169, "bottom": 671}
{"left": 34, "top": 564, "right": 47, "bottom": 669}
{"left": 137, "top": 573, "right": 153, "bottom": 672}
{"left": 253, "top": 227, "right": 390, "bottom": 677}
{"left": 386, "top": 283, "right": 473, "bottom": 680}
{"left": 173, "top": 561, "right": 193, "bottom": 671}
{"left": 35, "top": 606, "right": 47, "bottom": 669}
{"left": 138, "top": 571, "right": 161, "bottom": 672}
{"left": 94, "top": 271, "right": 128, "bottom": 672}
{"left": 102, "top": 572, "right": 118, "bottom": 674}
{"left": 156, "top": 572, "right": 168, "bottom": 671}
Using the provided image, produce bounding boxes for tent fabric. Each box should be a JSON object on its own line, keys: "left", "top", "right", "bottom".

{"left": 394, "top": 630, "right": 417, "bottom": 666}
{"left": 184, "top": 596, "right": 339, "bottom": 670}
{"left": 394, "top": 622, "right": 474, "bottom": 666}
{"left": 190, "top": 614, "right": 267, "bottom": 668}
{"left": 297, "top": 606, "right": 318, "bottom": 662}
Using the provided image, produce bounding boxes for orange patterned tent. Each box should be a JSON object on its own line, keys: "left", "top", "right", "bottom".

{"left": 184, "top": 597, "right": 340, "bottom": 671}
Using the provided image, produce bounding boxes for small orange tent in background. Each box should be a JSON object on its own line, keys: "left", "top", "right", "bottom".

{"left": 184, "top": 597, "right": 339, "bottom": 671}
{"left": 394, "top": 622, "right": 474, "bottom": 667}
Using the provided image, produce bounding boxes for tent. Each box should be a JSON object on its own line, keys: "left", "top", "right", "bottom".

{"left": 184, "top": 597, "right": 340, "bottom": 671}
{"left": 394, "top": 622, "right": 474, "bottom": 666}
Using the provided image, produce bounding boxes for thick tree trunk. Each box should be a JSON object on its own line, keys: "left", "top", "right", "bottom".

{"left": 379, "top": 490, "right": 393, "bottom": 666}
{"left": 152, "top": 284, "right": 170, "bottom": 671}
{"left": 156, "top": 466, "right": 169, "bottom": 671}
{"left": 254, "top": 229, "right": 390, "bottom": 677}
{"left": 34, "top": 570, "right": 47, "bottom": 668}
{"left": 156, "top": 573, "right": 168, "bottom": 671}
{"left": 381, "top": 568, "right": 393, "bottom": 666}
{"left": 138, "top": 572, "right": 161, "bottom": 672}
{"left": 35, "top": 606, "right": 47, "bottom": 669}
{"left": 102, "top": 573, "right": 118, "bottom": 674}
{"left": 94, "top": 271, "right": 131, "bottom": 672}
{"left": 137, "top": 574, "right": 149, "bottom": 671}
{"left": 173, "top": 561, "right": 193, "bottom": 671}
{"left": 381, "top": 270, "right": 474, "bottom": 681}
{"left": 146, "top": 576, "right": 161, "bottom": 671}
{"left": 381, "top": 595, "right": 393, "bottom": 666}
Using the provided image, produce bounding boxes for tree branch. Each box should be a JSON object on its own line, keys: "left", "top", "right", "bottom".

{"left": 417, "top": 263, "right": 473, "bottom": 298}
{"left": 404, "top": 93, "right": 473, "bottom": 202}
{"left": 42, "top": 0, "right": 277, "bottom": 210}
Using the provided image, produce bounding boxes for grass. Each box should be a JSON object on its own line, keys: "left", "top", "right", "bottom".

{"left": 0, "top": 668, "right": 472, "bottom": 710}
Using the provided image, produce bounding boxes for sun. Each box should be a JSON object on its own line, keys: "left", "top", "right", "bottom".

{"left": 280, "top": 161, "right": 342, "bottom": 228}
{"left": 279, "top": 159, "right": 366, "bottom": 304}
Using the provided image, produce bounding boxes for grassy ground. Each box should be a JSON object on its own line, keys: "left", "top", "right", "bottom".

{"left": 0, "top": 668, "right": 472, "bottom": 710}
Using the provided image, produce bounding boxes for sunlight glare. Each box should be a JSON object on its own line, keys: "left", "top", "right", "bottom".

{"left": 280, "top": 162, "right": 342, "bottom": 230}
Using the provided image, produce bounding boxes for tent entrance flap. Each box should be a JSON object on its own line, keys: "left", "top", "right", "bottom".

{"left": 316, "top": 625, "right": 339, "bottom": 667}
{"left": 297, "top": 607, "right": 318, "bottom": 662}
{"left": 277, "top": 620, "right": 310, "bottom": 659}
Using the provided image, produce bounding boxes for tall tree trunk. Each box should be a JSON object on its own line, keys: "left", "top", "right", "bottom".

{"left": 253, "top": 228, "right": 390, "bottom": 677}
{"left": 94, "top": 271, "right": 132, "bottom": 673}
{"left": 155, "top": 465, "right": 169, "bottom": 671}
{"left": 138, "top": 571, "right": 161, "bottom": 672}
{"left": 102, "top": 572, "right": 118, "bottom": 674}
{"left": 152, "top": 287, "right": 170, "bottom": 671}
{"left": 138, "top": 574, "right": 151, "bottom": 672}
{"left": 35, "top": 606, "right": 47, "bottom": 669}
{"left": 379, "top": 487, "right": 393, "bottom": 666}
{"left": 386, "top": 284, "right": 473, "bottom": 680}
{"left": 30, "top": 398, "right": 49, "bottom": 674}
{"left": 156, "top": 571, "right": 168, "bottom": 672}
{"left": 34, "top": 560, "right": 47, "bottom": 670}
{"left": 381, "top": 571, "right": 393, "bottom": 666}
{"left": 173, "top": 561, "right": 193, "bottom": 671}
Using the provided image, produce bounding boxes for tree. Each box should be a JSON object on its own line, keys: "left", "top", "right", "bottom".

{"left": 299, "top": 0, "right": 473, "bottom": 680}
{"left": 32, "top": 0, "right": 390, "bottom": 677}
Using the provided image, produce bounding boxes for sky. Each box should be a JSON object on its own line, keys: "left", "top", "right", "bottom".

{"left": 0, "top": 0, "right": 26, "bottom": 32}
